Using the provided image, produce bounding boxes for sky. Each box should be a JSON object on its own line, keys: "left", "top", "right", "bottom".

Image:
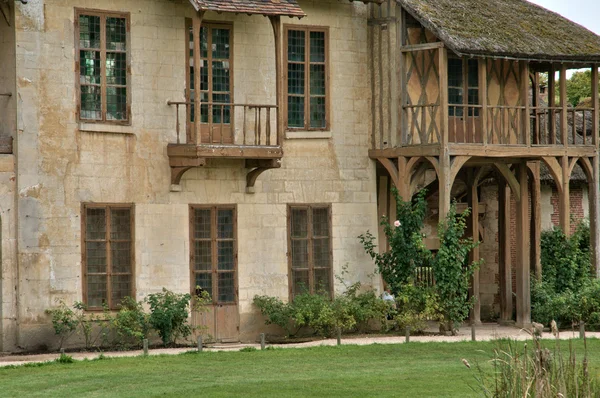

{"left": 527, "top": 0, "right": 600, "bottom": 35}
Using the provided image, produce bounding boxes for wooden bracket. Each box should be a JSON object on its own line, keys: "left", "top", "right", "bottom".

{"left": 541, "top": 156, "right": 563, "bottom": 194}
{"left": 245, "top": 159, "right": 281, "bottom": 191}
{"left": 493, "top": 163, "right": 521, "bottom": 202}
{"left": 170, "top": 157, "right": 206, "bottom": 185}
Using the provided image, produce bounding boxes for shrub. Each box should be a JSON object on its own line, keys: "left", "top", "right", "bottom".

{"left": 72, "top": 301, "right": 113, "bottom": 350}
{"left": 146, "top": 288, "right": 194, "bottom": 346}
{"left": 432, "top": 204, "right": 480, "bottom": 334}
{"left": 253, "top": 295, "right": 294, "bottom": 336}
{"left": 55, "top": 353, "right": 75, "bottom": 364}
{"left": 394, "top": 284, "right": 439, "bottom": 333}
{"left": 112, "top": 297, "right": 151, "bottom": 349}
{"left": 46, "top": 300, "right": 78, "bottom": 350}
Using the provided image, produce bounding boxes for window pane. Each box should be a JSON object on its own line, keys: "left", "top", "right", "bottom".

{"left": 313, "top": 238, "right": 330, "bottom": 268}
{"left": 111, "top": 241, "right": 131, "bottom": 274}
{"left": 200, "top": 59, "right": 209, "bottom": 91}
{"left": 310, "top": 97, "right": 326, "bottom": 129}
{"left": 195, "top": 273, "right": 212, "bottom": 298}
{"left": 87, "top": 274, "right": 107, "bottom": 308}
{"left": 212, "top": 60, "right": 230, "bottom": 93}
{"left": 310, "top": 64, "right": 325, "bottom": 96}
{"left": 80, "top": 86, "right": 102, "bottom": 120}
{"left": 314, "top": 268, "right": 331, "bottom": 295}
{"left": 312, "top": 208, "right": 329, "bottom": 237}
{"left": 86, "top": 241, "right": 107, "bottom": 274}
{"left": 80, "top": 51, "right": 101, "bottom": 85}
{"left": 217, "top": 209, "right": 234, "bottom": 239}
{"left": 291, "top": 208, "right": 308, "bottom": 238}
{"left": 110, "top": 208, "right": 131, "bottom": 240}
{"left": 212, "top": 28, "right": 230, "bottom": 59}
{"left": 212, "top": 93, "right": 231, "bottom": 124}
{"left": 448, "top": 59, "right": 463, "bottom": 87}
{"left": 200, "top": 26, "right": 208, "bottom": 58}
{"left": 310, "top": 31, "right": 325, "bottom": 63}
{"left": 468, "top": 60, "right": 479, "bottom": 88}
{"left": 106, "top": 86, "right": 127, "bottom": 120}
{"left": 200, "top": 92, "right": 209, "bottom": 123}
{"left": 217, "top": 272, "right": 235, "bottom": 303}
{"left": 287, "top": 30, "right": 305, "bottom": 62}
{"left": 292, "top": 270, "right": 309, "bottom": 296}
{"left": 194, "top": 209, "right": 211, "bottom": 239}
{"left": 288, "top": 96, "right": 304, "bottom": 128}
{"left": 79, "top": 15, "right": 100, "bottom": 49}
{"left": 111, "top": 274, "right": 131, "bottom": 306}
{"left": 86, "top": 208, "right": 106, "bottom": 240}
{"left": 106, "top": 17, "right": 127, "bottom": 51}
{"left": 106, "top": 52, "right": 127, "bottom": 85}
{"left": 194, "top": 241, "right": 212, "bottom": 271}
{"left": 291, "top": 239, "right": 309, "bottom": 269}
{"left": 288, "top": 63, "right": 305, "bottom": 95}
{"left": 218, "top": 241, "right": 234, "bottom": 271}
{"left": 448, "top": 87, "right": 463, "bottom": 105}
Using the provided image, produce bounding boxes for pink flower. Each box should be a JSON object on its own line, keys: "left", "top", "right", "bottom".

{"left": 394, "top": 220, "right": 401, "bottom": 227}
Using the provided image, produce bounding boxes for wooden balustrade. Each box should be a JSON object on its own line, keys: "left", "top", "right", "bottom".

{"left": 167, "top": 101, "right": 279, "bottom": 147}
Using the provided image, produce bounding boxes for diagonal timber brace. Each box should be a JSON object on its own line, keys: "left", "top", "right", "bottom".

{"left": 245, "top": 159, "right": 281, "bottom": 193}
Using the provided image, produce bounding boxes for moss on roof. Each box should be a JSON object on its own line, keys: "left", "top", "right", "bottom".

{"left": 398, "top": 0, "right": 600, "bottom": 62}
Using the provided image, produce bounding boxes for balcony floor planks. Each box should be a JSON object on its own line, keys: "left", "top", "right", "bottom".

{"left": 168, "top": 143, "right": 283, "bottom": 161}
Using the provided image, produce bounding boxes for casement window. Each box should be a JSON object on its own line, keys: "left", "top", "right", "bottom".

{"left": 83, "top": 204, "right": 134, "bottom": 310}
{"left": 190, "top": 206, "right": 237, "bottom": 304}
{"left": 76, "top": 9, "right": 130, "bottom": 123}
{"left": 285, "top": 26, "right": 329, "bottom": 130}
{"left": 448, "top": 58, "right": 479, "bottom": 116}
{"left": 187, "top": 21, "right": 233, "bottom": 125}
{"left": 288, "top": 205, "right": 332, "bottom": 298}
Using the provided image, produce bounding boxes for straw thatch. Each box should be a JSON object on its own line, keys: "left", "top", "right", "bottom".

{"left": 398, "top": 0, "right": 600, "bottom": 62}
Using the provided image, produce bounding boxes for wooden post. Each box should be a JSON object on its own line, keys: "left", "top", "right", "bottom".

{"left": 336, "top": 328, "right": 342, "bottom": 346}
{"left": 548, "top": 65, "right": 556, "bottom": 144}
{"left": 405, "top": 327, "right": 410, "bottom": 343}
{"left": 592, "top": 65, "right": 598, "bottom": 148}
{"left": 467, "top": 169, "right": 481, "bottom": 325}
{"left": 269, "top": 16, "right": 283, "bottom": 145}
{"left": 197, "top": 335, "right": 203, "bottom": 352}
{"left": 397, "top": 156, "right": 410, "bottom": 200}
{"left": 560, "top": 66, "right": 568, "bottom": 147}
{"left": 498, "top": 181, "right": 513, "bottom": 323}
{"left": 471, "top": 324, "right": 476, "bottom": 341}
{"left": 260, "top": 333, "right": 266, "bottom": 350}
{"left": 593, "top": 155, "right": 600, "bottom": 277}
{"left": 397, "top": 4, "right": 405, "bottom": 146}
{"left": 438, "top": 48, "right": 448, "bottom": 147}
{"left": 560, "top": 155, "right": 570, "bottom": 235}
{"left": 528, "top": 161, "right": 542, "bottom": 279}
{"left": 193, "top": 11, "right": 205, "bottom": 145}
{"left": 580, "top": 321, "right": 585, "bottom": 339}
{"left": 378, "top": 175, "right": 390, "bottom": 250}
{"left": 438, "top": 153, "right": 451, "bottom": 223}
{"left": 479, "top": 58, "right": 488, "bottom": 146}
{"left": 143, "top": 339, "right": 149, "bottom": 356}
{"left": 521, "top": 61, "right": 531, "bottom": 146}
{"left": 515, "top": 163, "right": 531, "bottom": 327}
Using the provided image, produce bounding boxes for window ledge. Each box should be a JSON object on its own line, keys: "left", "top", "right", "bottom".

{"left": 79, "top": 122, "right": 134, "bottom": 135}
{"left": 285, "top": 131, "right": 332, "bottom": 140}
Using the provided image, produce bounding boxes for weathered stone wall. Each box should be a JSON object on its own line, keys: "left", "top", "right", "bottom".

{"left": 10, "top": 0, "right": 377, "bottom": 350}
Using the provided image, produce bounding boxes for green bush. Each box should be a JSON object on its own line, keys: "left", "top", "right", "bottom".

{"left": 112, "top": 297, "right": 151, "bottom": 349}
{"left": 252, "top": 295, "right": 293, "bottom": 336}
{"left": 46, "top": 300, "right": 78, "bottom": 350}
{"left": 394, "top": 284, "right": 439, "bottom": 333}
{"left": 146, "top": 288, "right": 194, "bottom": 346}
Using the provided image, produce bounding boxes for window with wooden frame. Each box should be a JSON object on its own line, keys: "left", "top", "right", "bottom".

{"left": 190, "top": 206, "right": 237, "bottom": 304}
{"left": 288, "top": 205, "right": 332, "bottom": 298}
{"left": 186, "top": 21, "right": 233, "bottom": 125}
{"left": 82, "top": 204, "right": 134, "bottom": 310}
{"left": 284, "top": 26, "right": 329, "bottom": 131}
{"left": 76, "top": 9, "right": 130, "bottom": 123}
{"left": 448, "top": 58, "right": 479, "bottom": 116}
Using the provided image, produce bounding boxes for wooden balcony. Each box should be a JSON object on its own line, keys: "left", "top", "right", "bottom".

{"left": 167, "top": 101, "right": 282, "bottom": 189}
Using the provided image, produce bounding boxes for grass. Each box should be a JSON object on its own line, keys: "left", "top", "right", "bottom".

{"left": 1, "top": 339, "right": 599, "bottom": 397}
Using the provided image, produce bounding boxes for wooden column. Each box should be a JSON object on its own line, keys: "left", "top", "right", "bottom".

{"left": 560, "top": 66, "right": 568, "bottom": 147}
{"left": 377, "top": 175, "right": 390, "bottom": 251}
{"left": 479, "top": 58, "right": 488, "bottom": 146}
{"left": 438, "top": 47, "right": 450, "bottom": 223}
{"left": 498, "top": 181, "right": 513, "bottom": 323}
{"left": 269, "top": 16, "right": 283, "bottom": 145}
{"left": 559, "top": 156, "right": 570, "bottom": 235}
{"left": 528, "top": 161, "right": 542, "bottom": 279}
{"left": 515, "top": 163, "right": 531, "bottom": 327}
{"left": 397, "top": 4, "right": 405, "bottom": 145}
{"left": 193, "top": 11, "right": 205, "bottom": 145}
{"left": 467, "top": 169, "right": 481, "bottom": 325}
{"left": 521, "top": 61, "right": 531, "bottom": 146}
{"left": 397, "top": 156, "right": 410, "bottom": 201}
{"left": 548, "top": 65, "right": 556, "bottom": 144}
{"left": 438, "top": 154, "right": 451, "bottom": 223}
{"left": 592, "top": 156, "right": 600, "bottom": 277}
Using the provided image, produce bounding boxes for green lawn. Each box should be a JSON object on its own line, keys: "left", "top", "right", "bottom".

{"left": 2, "top": 339, "right": 600, "bottom": 397}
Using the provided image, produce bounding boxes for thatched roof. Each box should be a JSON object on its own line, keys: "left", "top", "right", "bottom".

{"left": 398, "top": 0, "right": 600, "bottom": 62}
{"left": 188, "top": 0, "right": 305, "bottom": 17}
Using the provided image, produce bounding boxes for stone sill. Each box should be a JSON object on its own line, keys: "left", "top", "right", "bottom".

{"left": 79, "top": 122, "right": 134, "bottom": 135}
{"left": 285, "top": 131, "right": 332, "bottom": 140}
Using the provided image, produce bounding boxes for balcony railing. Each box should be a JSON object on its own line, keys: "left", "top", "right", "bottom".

{"left": 167, "top": 101, "right": 280, "bottom": 147}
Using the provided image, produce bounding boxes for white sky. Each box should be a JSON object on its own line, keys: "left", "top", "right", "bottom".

{"left": 526, "top": 0, "right": 600, "bottom": 35}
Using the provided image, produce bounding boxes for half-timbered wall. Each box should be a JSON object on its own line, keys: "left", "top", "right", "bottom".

{"left": 7, "top": 0, "right": 378, "bottom": 350}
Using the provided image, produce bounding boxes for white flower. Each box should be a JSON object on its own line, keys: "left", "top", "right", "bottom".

{"left": 394, "top": 220, "right": 401, "bottom": 227}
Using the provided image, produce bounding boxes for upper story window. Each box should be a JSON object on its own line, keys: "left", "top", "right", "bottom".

{"left": 288, "top": 204, "right": 332, "bottom": 299}
{"left": 448, "top": 58, "right": 479, "bottom": 117}
{"left": 76, "top": 9, "right": 130, "bottom": 123}
{"left": 82, "top": 204, "right": 134, "bottom": 310}
{"left": 285, "top": 26, "right": 329, "bottom": 131}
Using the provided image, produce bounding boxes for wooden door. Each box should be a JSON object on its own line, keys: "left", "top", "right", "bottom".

{"left": 190, "top": 206, "right": 239, "bottom": 343}
{"left": 186, "top": 20, "right": 234, "bottom": 145}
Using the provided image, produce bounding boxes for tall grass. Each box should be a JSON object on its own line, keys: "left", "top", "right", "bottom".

{"left": 468, "top": 334, "right": 598, "bottom": 397}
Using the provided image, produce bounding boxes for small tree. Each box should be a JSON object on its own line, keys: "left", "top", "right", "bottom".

{"left": 358, "top": 188, "right": 430, "bottom": 295}
{"left": 432, "top": 204, "right": 480, "bottom": 334}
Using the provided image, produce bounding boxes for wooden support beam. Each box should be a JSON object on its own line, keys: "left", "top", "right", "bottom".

{"left": 498, "top": 181, "right": 513, "bottom": 323}
{"left": 479, "top": 59, "right": 488, "bottom": 146}
{"left": 527, "top": 161, "right": 542, "bottom": 279}
{"left": 377, "top": 175, "right": 390, "bottom": 250}
{"left": 439, "top": 48, "right": 448, "bottom": 146}
{"left": 541, "top": 156, "right": 563, "bottom": 192}
{"left": 193, "top": 11, "right": 205, "bottom": 145}
{"left": 592, "top": 65, "right": 598, "bottom": 148}
{"left": 493, "top": 163, "right": 520, "bottom": 202}
{"left": 591, "top": 156, "right": 600, "bottom": 277}
{"left": 467, "top": 169, "right": 481, "bottom": 325}
{"left": 515, "top": 163, "right": 531, "bottom": 327}
{"left": 521, "top": 61, "right": 531, "bottom": 146}
{"left": 548, "top": 64, "right": 556, "bottom": 144}
{"left": 268, "top": 16, "right": 283, "bottom": 145}
{"left": 397, "top": 156, "right": 410, "bottom": 200}
{"left": 560, "top": 66, "right": 568, "bottom": 147}
{"left": 438, "top": 153, "right": 451, "bottom": 222}
{"left": 559, "top": 156, "right": 570, "bottom": 235}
